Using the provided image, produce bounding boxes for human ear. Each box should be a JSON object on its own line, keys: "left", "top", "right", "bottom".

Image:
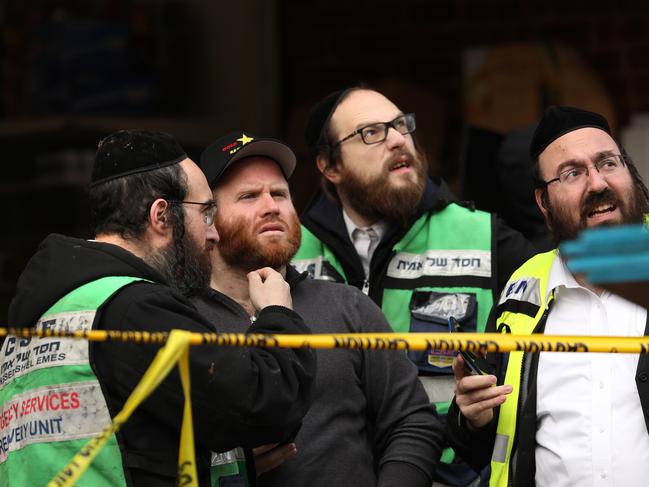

{"left": 316, "top": 154, "right": 341, "bottom": 184}
{"left": 149, "top": 198, "right": 170, "bottom": 234}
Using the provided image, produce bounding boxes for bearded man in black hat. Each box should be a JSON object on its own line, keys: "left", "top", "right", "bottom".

{"left": 448, "top": 106, "right": 649, "bottom": 487}
{"left": 293, "top": 86, "right": 536, "bottom": 486}
{"left": 2, "top": 130, "right": 316, "bottom": 486}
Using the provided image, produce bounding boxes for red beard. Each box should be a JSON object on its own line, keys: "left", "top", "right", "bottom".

{"left": 216, "top": 211, "right": 302, "bottom": 272}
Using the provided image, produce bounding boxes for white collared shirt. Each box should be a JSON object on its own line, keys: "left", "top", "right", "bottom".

{"left": 342, "top": 209, "right": 387, "bottom": 277}
{"left": 535, "top": 255, "right": 649, "bottom": 486}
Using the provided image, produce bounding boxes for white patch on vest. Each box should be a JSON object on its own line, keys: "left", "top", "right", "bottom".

{"left": 0, "top": 311, "right": 94, "bottom": 389}
{"left": 386, "top": 250, "right": 492, "bottom": 279}
{"left": 291, "top": 257, "right": 338, "bottom": 281}
{"left": 498, "top": 277, "right": 542, "bottom": 307}
{"left": 0, "top": 381, "right": 111, "bottom": 463}
{"left": 211, "top": 447, "right": 246, "bottom": 466}
{"left": 412, "top": 293, "right": 472, "bottom": 321}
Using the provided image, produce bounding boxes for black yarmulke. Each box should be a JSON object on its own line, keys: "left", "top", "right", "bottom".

{"left": 304, "top": 88, "right": 352, "bottom": 158}
{"left": 530, "top": 106, "right": 611, "bottom": 159}
{"left": 90, "top": 129, "right": 187, "bottom": 187}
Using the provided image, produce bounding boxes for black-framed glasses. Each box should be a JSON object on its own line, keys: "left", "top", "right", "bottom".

{"left": 542, "top": 154, "right": 627, "bottom": 188}
{"left": 168, "top": 200, "right": 217, "bottom": 226}
{"left": 333, "top": 113, "right": 416, "bottom": 147}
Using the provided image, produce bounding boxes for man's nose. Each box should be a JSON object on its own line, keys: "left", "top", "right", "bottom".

{"left": 585, "top": 166, "right": 609, "bottom": 193}
{"left": 206, "top": 224, "right": 219, "bottom": 244}
{"left": 261, "top": 193, "right": 280, "bottom": 214}
{"left": 385, "top": 127, "right": 406, "bottom": 149}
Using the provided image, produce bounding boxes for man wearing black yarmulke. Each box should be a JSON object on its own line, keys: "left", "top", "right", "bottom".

{"left": 293, "top": 87, "right": 536, "bottom": 486}
{"left": 449, "top": 106, "right": 649, "bottom": 486}
{"left": 2, "top": 129, "right": 316, "bottom": 486}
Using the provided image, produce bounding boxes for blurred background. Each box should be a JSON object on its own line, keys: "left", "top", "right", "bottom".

{"left": 2, "top": 0, "right": 649, "bottom": 321}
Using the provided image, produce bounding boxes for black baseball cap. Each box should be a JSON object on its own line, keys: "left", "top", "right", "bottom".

{"left": 199, "top": 131, "right": 297, "bottom": 188}
{"left": 530, "top": 106, "right": 611, "bottom": 159}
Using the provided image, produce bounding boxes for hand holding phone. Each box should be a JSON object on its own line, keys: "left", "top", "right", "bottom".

{"left": 449, "top": 317, "right": 494, "bottom": 376}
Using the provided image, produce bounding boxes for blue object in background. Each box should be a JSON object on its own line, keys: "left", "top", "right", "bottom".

{"left": 560, "top": 224, "right": 649, "bottom": 283}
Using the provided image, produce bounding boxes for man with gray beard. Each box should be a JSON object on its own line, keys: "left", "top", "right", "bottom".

{"left": 193, "top": 131, "right": 443, "bottom": 487}
{"left": 293, "top": 87, "right": 536, "bottom": 486}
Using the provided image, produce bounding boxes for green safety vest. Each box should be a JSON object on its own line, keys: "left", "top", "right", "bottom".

{"left": 210, "top": 447, "right": 250, "bottom": 487}
{"left": 490, "top": 250, "right": 557, "bottom": 487}
{"left": 0, "top": 276, "right": 144, "bottom": 487}
{"left": 294, "top": 202, "right": 494, "bottom": 464}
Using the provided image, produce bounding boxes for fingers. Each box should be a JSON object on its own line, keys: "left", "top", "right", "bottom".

{"left": 453, "top": 354, "right": 468, "bottom": 381}
{"left": 455, "top": 376, "right": 513, "bottom": 429}
{"left": 456, "top": 373, "right": 498, "bottom": 394}
{"left": 247, "top": 267, "right": 292, "bottom": 310}
{"left": 254, "top": 443, "right": 297, "bottom": 476}
{"left": 248, "top": 267, "right": 279, "bottom": 282}
{"left": 253, "top": 443, "right": 279, "bottom": 455}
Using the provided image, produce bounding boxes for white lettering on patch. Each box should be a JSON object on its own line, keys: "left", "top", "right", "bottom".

{"left": 0, "top": 311, "right": 94, "bottom": 389}
{"left": 387, "top": 250, "right": 492, "bottom": 279}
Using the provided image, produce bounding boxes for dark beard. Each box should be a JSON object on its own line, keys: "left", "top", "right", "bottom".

{"left": 216, "top": 212, "right": 301, "bottom": 272}
{"left": 146, "top": 220, "right": 213, "bottom": 296}
{"left": 337, "top": 150, "right": 427, "bottom": 227}
{"left": 546, "top": 185, "right": 647, "bottom": 246}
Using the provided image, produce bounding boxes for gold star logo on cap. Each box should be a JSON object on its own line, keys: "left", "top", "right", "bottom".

{"left": 238, "top": 133, "right": 254, "bottom": 146}
{"left": 230, "top": 133, "right": 254, "bottom": 154}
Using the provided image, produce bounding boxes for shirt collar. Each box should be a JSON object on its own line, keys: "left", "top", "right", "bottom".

{"left": 342, "top": 208, "right": 388, "bottom": 243}
{"left": 546, "top": 252, "right": 582, "bottom": 300}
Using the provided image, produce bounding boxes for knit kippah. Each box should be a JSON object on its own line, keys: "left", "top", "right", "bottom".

{"left": 90, "top": 129, "right": 186, "bottom": 187}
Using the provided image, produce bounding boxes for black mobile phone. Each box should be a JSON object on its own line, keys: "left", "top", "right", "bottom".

{"left": 449, "top": 317, "right": 494, "bottom": 376}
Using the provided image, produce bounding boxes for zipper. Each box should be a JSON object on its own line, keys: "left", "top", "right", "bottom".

{"left": 361, "top": 279, "right": 369, "bottom": 295}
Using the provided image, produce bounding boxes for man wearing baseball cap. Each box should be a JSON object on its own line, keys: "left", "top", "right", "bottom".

{"left": 292, "top": 86, "right": 536, "bottom": 486}
{"left": 449, "top": 106, "right": 649, "bottom": 486}
{"left": 3, "top": 129, "right": 316, "bottom": 486}
{"left": 195, "top": 131, "right": 443, "bottom": 487}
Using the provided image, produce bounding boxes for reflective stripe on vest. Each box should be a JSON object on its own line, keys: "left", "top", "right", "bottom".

{"left": 211, "top": 447, "right": 249, "bottom": 487}
{"left": 293, "top": 226, "right": 346, "bottom": 283}
{"left": 0, "top": 275, "right": 144, "bottom": 487}
{"left": 489, "top": 250, "right": 557, "bottom": 487}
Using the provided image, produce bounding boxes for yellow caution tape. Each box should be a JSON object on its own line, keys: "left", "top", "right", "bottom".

{"left": 47, "top": 330, "right": 197, "bottom": 487}
{"left": 0, "top": 325, "right": 644, "bottom": 486}
{"left": 177, "top": 344, "right": 198, "bottom": 487}
{"left": 3, "top": 327, "right": 649, "bottom": 354}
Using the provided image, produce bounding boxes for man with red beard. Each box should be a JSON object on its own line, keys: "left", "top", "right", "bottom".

{"left": 293, "top": 87, "right": 536, "bottom": 486}
{"left": 194, "top": 131, "right": 444, "bottom": 487}
{"left": 2, "top": 130, "right": 316, "bottom": 486}
{"left": 448, "top": 106, "right": 649, "bottom": 487}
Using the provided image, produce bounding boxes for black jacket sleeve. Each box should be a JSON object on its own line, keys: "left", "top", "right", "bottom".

{"left": 494, "top": 217, "right": 537, "bottom": 293}
{"left": 446, "top": 305, "right": 502, "bottom": 471}
{"left": 354, "top": 290, "right": 444, "bottom": 487}
{"left": 92, "top": 282, "right": 316, "bottom": 454}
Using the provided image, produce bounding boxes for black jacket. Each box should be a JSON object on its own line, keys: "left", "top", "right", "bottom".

{"left": 300, "top": 177, "right": 537, "bottom": 305}
{"left": 193, "top": 267, "right": 444, "bottom": 487}
{"left": 7, "top": 234, "right": 316, "bottom": 486}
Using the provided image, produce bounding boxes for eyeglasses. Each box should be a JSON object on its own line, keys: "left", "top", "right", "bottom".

{"left": 168, "top": 200, "right": 217, "bottom": 226}
{"left": 542, "top": 154, "right": 627, "bottom": 188}
{"left": 333, "top": 113, "right": 416, "bottom": 147}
